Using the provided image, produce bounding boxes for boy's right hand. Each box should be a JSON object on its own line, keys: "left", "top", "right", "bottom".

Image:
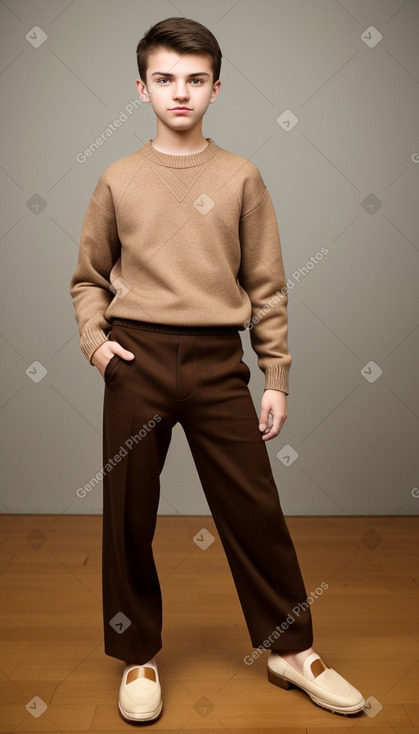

{"left": 91, "top": 340, "right": 135, "bottom": 380}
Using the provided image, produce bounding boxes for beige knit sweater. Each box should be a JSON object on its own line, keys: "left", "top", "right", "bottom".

{"left": 69, "top": 138, "right": 292, "bottom": 394}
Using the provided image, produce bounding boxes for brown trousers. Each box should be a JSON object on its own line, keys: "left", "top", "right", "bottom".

{"left": 102, "top": 319, "right": 313, "bottom": 665}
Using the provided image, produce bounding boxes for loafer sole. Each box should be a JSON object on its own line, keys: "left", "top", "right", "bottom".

{"left": 118, "top": 700, "right": 163, "bottom": 722}
{"left": 267, "top": 667, "right": 365, "bottom": 716}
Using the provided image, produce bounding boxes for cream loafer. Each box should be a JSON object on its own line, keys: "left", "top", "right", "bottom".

{"left": 267, "top": 652, "right": 365, "bottom": 715}
{"left": 118, "top": 659, "right": 162, "bottom": 722}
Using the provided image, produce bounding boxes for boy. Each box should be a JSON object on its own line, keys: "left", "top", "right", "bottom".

{"left": 69, "top": 16, "right": 365, "bottom": 723}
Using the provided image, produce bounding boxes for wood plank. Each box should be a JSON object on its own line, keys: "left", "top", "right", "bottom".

{"left": 0, "top": 515, "right": 418, "bottom": 731}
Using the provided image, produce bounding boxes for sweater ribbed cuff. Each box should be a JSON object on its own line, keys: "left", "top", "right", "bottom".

{"left": 264, "top": 364, "right": 289, "bottom": 395}
{"left": 80, "top": 327, "right": 110, "bottom": 364}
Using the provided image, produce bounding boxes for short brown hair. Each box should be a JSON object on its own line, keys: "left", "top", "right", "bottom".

{"left": 136, "top": 17, "right": 222, "bottom": 84}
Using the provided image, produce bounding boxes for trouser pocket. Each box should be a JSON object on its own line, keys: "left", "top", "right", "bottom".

{"left": 104, "top": 353, "right": 122, "bottom": 384}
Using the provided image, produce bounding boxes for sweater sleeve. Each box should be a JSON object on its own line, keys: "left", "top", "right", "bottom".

{"left": 69, "top": 173, "right": 121, "bottom": 363}
{"left": 237, "top": 166, "right": 292, "bottom": 395}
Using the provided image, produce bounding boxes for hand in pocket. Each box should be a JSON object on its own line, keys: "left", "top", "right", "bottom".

{"left": 91, "top": 340, "right": 135, "bottom": 380}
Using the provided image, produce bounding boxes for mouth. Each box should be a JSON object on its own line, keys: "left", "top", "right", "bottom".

{"left": 170, "top": 107, "right": 191, "bottom": 111}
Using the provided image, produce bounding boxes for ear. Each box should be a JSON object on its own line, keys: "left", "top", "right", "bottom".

{"left": 209, "top": 79, "right": 221, "bottom": 104}
{"left": 136, "top": 78, "right": 151, "bottom": 103}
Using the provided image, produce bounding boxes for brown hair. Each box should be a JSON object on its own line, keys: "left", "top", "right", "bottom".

{"left": 136, "top": 17, "right": 222, "bottom": 85}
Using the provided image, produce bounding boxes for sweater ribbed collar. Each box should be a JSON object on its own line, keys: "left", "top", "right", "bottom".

{"left": 140, "top": 137, "right": 219, "bottom": 168}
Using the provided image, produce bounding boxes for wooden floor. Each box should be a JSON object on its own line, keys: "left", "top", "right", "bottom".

{"left": 0, "top": 514, "right": 418, "bottom": 733}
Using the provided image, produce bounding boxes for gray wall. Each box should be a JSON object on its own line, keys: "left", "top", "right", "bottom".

{"left": 1, "top": 0, "right": 418, "bottom": 516}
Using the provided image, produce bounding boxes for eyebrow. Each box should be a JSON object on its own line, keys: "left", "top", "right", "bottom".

{"left": 151, "top": 71, "right": 210, "bottom": 77}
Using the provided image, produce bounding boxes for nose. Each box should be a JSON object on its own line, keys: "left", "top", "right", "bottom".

{"left": 172, "top": 82, "right": 189, "bottom": 101}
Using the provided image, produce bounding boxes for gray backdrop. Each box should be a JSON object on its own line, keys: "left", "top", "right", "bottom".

{"left": 1, "top": 0, "right": 418, "bottom": 516}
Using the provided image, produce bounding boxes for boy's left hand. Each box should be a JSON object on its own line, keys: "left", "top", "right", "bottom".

{"left": 258, "top": 389, "right": 288, "bottom": 441}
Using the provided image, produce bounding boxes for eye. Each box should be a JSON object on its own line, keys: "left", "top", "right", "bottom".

{"left": 190, "top": 79, "right": 204, "bottom": 85}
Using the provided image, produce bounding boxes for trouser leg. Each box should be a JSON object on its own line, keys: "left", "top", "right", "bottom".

{"left": 101, "top": 324, "right": 176, "bottom": 664}
{"left": 179, "top": 332, "right": 314, "bottom": 652}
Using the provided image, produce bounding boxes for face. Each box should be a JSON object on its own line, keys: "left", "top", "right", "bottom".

{"left": 136, "top": 48, "right": 221, "bottom": 132}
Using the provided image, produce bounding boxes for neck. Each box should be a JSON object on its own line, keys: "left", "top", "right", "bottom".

{"left": 151, "top": 121, "right": 209, "bottom": 156}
